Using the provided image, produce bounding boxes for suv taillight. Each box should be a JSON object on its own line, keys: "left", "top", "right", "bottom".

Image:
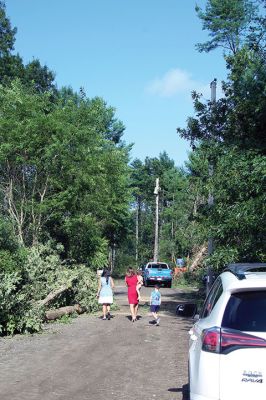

{"left": 221, "top": 328, "right": 266, "bottom": 354}
{"left": 202, "top": 327, "right": 220, "bottom": 353}
{"left": 202, "top": 327, "right": 266, "bottom": 354}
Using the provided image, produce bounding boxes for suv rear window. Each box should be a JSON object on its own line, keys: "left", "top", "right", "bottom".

{"left": 222, "top": 291, "right": 266, "bottom": 332}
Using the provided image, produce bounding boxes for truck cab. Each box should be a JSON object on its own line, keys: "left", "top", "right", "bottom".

{"left": 143, "top": 262, "right": 172, "bottom": 287}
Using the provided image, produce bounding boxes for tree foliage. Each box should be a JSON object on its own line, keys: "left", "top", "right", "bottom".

{"left": 0, "top": 0, "right": 265, "bottom": 335}
{"left": 117, "top": 153, "right": 192, "bottom": 269}
{"left": 178, "top": 1, "right": 265, "bottom": 152}
{"left": 0, "top": 243, "right": 98, "bottom": 336}
{"left": 0, "top": 80, "right": 131, "bottom": 261}
{"left": 195, "top": 0, "right": 257, "bottom": 54}
{"left": 0, "top": 1, "right": 16, "bottom": 56}
{"left": 177, "top": 0, "right": 266, "bottom": 272}
{"left": 0, "top": 3, "right": 131, "bottom": 334}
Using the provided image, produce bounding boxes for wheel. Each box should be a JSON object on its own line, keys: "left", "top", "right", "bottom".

{"left": 187, "top": 362, "right": 191, "bottom": 400}
{"left": 168, "top": 281, "right": 172, "bottom": 288}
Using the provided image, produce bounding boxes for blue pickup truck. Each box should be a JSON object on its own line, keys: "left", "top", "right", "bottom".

{"left": 143, "top": 262, "right": 173, "bottom": 288}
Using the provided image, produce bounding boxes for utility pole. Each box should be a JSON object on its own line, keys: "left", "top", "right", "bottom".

{"left": 153, "top": 177, "right": 160, "bottom": 262}
{"left": 210, "top": 78, "right": 217, "bottom": 103}
{"left": 206, "top": 78, "right": 217, "bottom": 295}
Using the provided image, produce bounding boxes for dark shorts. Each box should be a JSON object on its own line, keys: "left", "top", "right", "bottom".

{"left": 150, "top": 305, "right": 160, "bottom": 313}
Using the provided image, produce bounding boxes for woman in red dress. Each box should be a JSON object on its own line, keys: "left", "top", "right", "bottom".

{"left": 125, "top": 268, "right": 139, "bottom": 322}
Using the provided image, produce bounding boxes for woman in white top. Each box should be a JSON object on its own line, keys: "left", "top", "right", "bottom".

{"left": 97, "top": 268, "right": 114, "bottom": 320}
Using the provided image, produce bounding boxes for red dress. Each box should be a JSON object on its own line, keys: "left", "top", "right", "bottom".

{"left": 125, "top": 275, "right": 138, "bottom": 304}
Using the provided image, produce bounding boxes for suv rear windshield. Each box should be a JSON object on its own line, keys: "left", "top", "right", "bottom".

{"left": 148, "top": 264, "right": 168, "bottom": 269}
{"left": 222, "top": 291, "right": 266, "bottom": 332}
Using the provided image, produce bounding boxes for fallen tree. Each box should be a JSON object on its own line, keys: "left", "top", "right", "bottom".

{"left": 38, "top": 285, "right": 70, "bottom": 306}
{"left": 0, "top": 243, "right": 99, "bottom": 335}
{"left": 189, "top": 244, "right": 207, "bottom": 271}
{"left": 45, "top": 304, "right": 83, "bottom": 321}
{"left": 38, "top": 284, "right": 85, "bottom": 321}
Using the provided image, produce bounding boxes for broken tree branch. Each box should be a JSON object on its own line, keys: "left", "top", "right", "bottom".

{"left": 38, "top": 285, "right": 69, "bottom": 306}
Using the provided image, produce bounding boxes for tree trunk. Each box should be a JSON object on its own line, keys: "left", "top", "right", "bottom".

{"left": 190, "top": 245, "right": 207, "bottom": 271}
{"left": 45, "top": 304, "right": 83, "bottom": 321}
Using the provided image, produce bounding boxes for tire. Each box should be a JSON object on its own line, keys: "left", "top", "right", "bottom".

{"left": 168, "top": 281, "right": 172, "bottom": 288}
{"left": 187, "top": 362, "right": 191, "bottom": 400}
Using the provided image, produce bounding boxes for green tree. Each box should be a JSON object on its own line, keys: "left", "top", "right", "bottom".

{"left": 0, "top": 1, "right": 24, "bottom": 84}
{"left": 180, "top": 0, "right": 266, "bottom": 151}
{"left": 121, "top": 153, "right": 192, "bottom": 267}
{"left": 0, "top": 1, "right": 17, "bottom": 56}
{"left": 177, "top": 0, "right": 266, "bottom": 270}
{"left": 0, "top": 81, "right": 131, "bottom": 266}
{"left": 208, "top": 148, "right": 266, "bottom": 263}
{"left": 0, "top": 3, "right": 56, "bottom": 92}
{"left": 195, "top": 0, "right": 257, "bottom": 54}
{"left": 23, "top": 59, "right": 56, "bottom": 94}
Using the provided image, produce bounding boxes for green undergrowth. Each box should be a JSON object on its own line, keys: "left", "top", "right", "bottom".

{"left": 0, "top": 242, "right": 99, "bottom": 336}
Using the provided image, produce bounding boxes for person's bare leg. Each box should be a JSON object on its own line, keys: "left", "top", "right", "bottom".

{"left": 134, "top": 304, "right": 139, "bottom": 320}
{"left": 102, "top": 304, "right": 107, "bottom": 319}
{"left": 130, "top": 304, "right": 135, "bottom": 321}
{"left": 152, "top": 311, "right": 157, "bottom": 321}
{"left": 107, "top": 304, "right": 111, "bottom": 320}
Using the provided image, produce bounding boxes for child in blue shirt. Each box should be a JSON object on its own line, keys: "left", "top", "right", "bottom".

{"left": 150, "top": 285, "right": 161, "bottom": 325}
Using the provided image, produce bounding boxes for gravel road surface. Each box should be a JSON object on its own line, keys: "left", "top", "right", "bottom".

{"left": 0, "top": 281, "right": 196, "bottom": 400}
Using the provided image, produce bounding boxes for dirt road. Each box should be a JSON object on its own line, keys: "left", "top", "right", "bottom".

{"left": 0, "top": 281, "right": 195, "bottom": 400}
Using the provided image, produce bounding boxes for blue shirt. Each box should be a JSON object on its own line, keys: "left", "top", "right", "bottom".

{"left": 150, "top": 290, "right": 161, "bottom": 305}
{"left": 176, "top": 258, "right": 185, "bottom": 267}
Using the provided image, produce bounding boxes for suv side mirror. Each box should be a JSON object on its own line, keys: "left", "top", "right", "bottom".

{"left": 193, "top": 313, "right": 200, "bottom": 322}
{"left": 176, "top": 303, "right": 197, "bottom": 318}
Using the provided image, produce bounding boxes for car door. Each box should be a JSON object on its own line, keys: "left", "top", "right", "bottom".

{"left": 219, "top": 290, "right": 266, "bottom": 400}
{"left": 189, "top": 278, "right": 223, "bottom": 398}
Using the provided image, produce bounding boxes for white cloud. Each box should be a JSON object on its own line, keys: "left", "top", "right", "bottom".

{"left": 146, "top": 68, "right": 223, "bottom": 99}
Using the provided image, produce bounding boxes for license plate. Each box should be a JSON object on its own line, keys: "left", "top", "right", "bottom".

{"left": 157, "top": 278, "right": 162, "bottom": 280}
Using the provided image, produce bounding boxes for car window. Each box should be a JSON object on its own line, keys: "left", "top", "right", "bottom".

{"left": 201, "top": 277, "right": 223, "bottom": 318}
{"left": 222, "top": 290, "right": 266, "bottom": 332}
{"left": 146, "top": 264, "right": 168, "bottom": 269}
{"left": 151, "top": 264, "right": 168, "bottom": 269}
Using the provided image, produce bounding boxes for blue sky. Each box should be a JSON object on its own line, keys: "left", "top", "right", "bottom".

{"left": 6, "top": 0, "right": 227, "bottom": 166}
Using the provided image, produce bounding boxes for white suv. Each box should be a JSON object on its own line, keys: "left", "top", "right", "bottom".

{"left": 188, "top": 263, "right": 266, "bottom": 400}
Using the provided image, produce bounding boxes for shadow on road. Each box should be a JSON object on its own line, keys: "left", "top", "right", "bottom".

{"left": 168, "top": 384, "right": 189, "bottom": 400}
{"left": 162, "top": 291, "right": 196, "bottom": 300}
{"left": 124, "top": 315, "right": 143, "bottom": 321}
{"left": 113, "top": 290, "right": 125, "bottom": 296}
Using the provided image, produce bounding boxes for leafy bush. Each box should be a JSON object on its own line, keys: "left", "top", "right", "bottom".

{"left": 0, "top": 242, "right": 98, "bottom": 336}
{"left": 0, "top": 269, "right": 43, "bottom": 335}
